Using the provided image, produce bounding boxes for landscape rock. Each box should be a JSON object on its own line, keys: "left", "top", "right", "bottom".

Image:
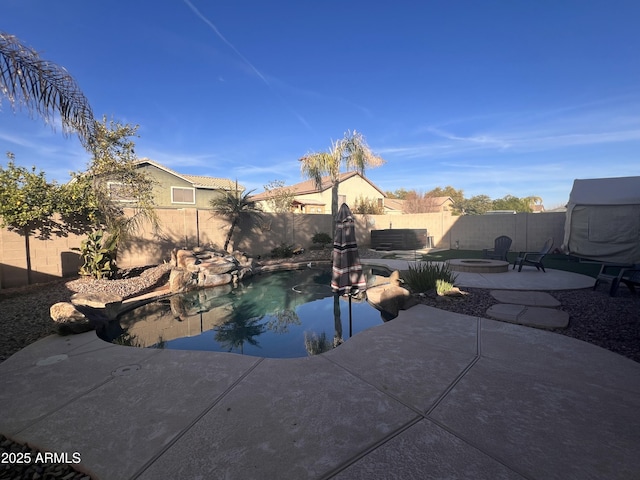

{"left": 49, "top": 302, "right": 93, "bottom": 334}
{"left": 70, "top": 292, "right": 123, "bottom": 320}
{"left": 169, "top": 248, "right": 255, "bottom": 293}
{"left": 367, "top": 283, "right": 413, "bottom": 319}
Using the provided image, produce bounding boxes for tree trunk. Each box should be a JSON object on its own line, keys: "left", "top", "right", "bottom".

{"left": 224, "top": 219, "right": 238, "bottom": 252}
{"left": 331, "top": 181, "right": 340, "bottom": 235}
{"left": 23, "top": 228, "right": 32, "bottom": 285}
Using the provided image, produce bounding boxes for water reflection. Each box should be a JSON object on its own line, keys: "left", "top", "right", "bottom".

{"left": 100, "top": 267, "right": 389, "bottom": 358}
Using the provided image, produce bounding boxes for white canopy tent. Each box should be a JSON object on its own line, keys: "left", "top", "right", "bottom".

{"left": 562, "top": 176, "right": 640, "bottom": 264}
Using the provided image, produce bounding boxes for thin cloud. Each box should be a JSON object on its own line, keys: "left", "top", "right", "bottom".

{"left": 182, "top": 0, "right": 312, "bottom": 131}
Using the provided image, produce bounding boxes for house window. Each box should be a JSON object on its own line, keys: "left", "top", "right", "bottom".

{"left": 171, "top": 187, "right": 195, "bottom": 204}
{"left": 107, "top": 182, "right": 135, "bottom": 202}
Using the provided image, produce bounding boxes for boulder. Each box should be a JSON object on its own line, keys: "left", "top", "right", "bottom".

{"left": 70, "top": 292, "right": 123, "bottom": 321}
{"left": 50, "top": 302, "right": 93, "bottom": 334}
{"left": 169, "top": 269, "right": 197, "bottom": 293}
{"left": 366, "top": 284, "right": 413, "bottom": 320}
{"left": 174, "top": 249, "right": 199, "bottom": 269}
{"left": 201, "top": 273, "right": 233, "bottom": 288}
{"left": 389, "top": 270, "right": 404, "bottom": 287}
{"left": 168, "top": 248, "right": 255, "bottom": 292}
{"left": 199, "top": 257, "right": 236, "bottom": 274}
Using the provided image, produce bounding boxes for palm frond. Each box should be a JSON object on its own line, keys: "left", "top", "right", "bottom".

{"left": 0, "top": 32, "right": 95, "bottom": 147}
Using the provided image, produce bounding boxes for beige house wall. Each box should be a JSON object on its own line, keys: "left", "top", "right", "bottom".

{"left": 1, "top": 209, "right": 565, "bottom": 289}
{"left": 263, "top": 175, "right": 384, "bottom": 214}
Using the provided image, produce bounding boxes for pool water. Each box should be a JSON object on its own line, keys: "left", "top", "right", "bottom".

{"left": 99, "top": 266, "right": 391, "bottom": 358}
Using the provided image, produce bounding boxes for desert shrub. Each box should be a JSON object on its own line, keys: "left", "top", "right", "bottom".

{"left": 271, "top": 243, "right": 295, "bottom": 258}
{"left": 312, "top": 232, "right": 332, "bottom": 245}
{"left": 79, "top": 230, "right": 118, "bottom": 279}
{"left": 404, "top": 262, "right": 458, "bottom": 293}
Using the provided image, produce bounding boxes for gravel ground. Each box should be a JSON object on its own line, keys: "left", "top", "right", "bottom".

{"left": 0, "top": 250, "right": 638, "bottom": 479}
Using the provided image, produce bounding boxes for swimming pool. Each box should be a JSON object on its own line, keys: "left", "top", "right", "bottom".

{"left": 98, "top": 266, "right": 391, "bottom": 358}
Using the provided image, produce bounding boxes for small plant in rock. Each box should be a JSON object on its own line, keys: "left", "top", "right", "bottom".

{"left": 79, "top": 229, "right": 118, "bottom": 279}
{"left": 436, "top": 279, "right": 455, "bottom": 296}
{"left": 404, "top": 261, "right": 458, "bottom": 294}
{"left": 271, "top": 243, "right": 295, "bottom": 259}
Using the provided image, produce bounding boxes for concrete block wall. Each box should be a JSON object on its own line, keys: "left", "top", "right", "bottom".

{"left": 448, "top": 212, "right": 565, "bottom": 252}
{"left": 0, "top": 225, "right": 83, "bottom": 289}
{"left": 1, "top": 209, "right": 566, "bottom": 288}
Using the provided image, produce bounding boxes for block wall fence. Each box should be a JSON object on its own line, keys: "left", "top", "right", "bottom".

{"left": 0, "top": 209, "right": 565, "bottom": 289}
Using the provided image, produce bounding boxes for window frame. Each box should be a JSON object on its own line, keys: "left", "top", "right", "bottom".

{"left": 171, "top": 186, "right": 196, "bottom": 205}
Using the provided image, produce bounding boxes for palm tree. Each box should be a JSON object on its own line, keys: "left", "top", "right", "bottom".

{"left": 210, "top": 182, "right": 263, "bottom": 252}
{"left": 0, "top": 32, "right": 95, "bottom": 147}
{"left": 299, "top": 130, "right": 385, "bottom": 232}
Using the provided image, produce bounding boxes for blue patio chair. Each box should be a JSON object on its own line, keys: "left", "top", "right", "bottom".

{"left": 513, "top": 238, "right": 554, "bottom": 272}
{"left": 483, "top": 235, "right": 512, "bottom": 262}
{"left": 610, "top": 265, "right": 640, "bottom": 296}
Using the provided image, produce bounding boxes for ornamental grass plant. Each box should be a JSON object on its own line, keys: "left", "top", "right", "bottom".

{"left": 404, "top": 261, "right": 458, "bottom": 294}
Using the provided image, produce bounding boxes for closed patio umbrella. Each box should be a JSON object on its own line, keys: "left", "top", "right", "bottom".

{"left": 331, "top": 203, "right": 366, "bottom": 339}
{"left": 331, "top": 203, "right": 367, "bottom": 296}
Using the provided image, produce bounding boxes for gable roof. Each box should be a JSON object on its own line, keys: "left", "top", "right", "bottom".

{"left": 136, "top": 158, "right": 242, "bottom": 191}
{"left": 384, "top": 196, "right": 453, "bottom": 212}
{"left": 252, "top": 171, "right": 385, "bottom": 201}
{"left": 384, "top": 198, "right": 405, "bottom": 211}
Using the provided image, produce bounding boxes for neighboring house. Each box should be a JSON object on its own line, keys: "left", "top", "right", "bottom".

{"left": 252, "top": 171, "right": 386, "bottom": 214}
{"left": 109, "top": 158, "right": 242, "bottom": 209}
{"left": 384, "top": 198, "right": 405, "bottom": 215}
{"left": 385, "top": 196, "right": 455, "bottom": 214}
{"left": 423, "top": 196, "right": 455, "bottom": 213}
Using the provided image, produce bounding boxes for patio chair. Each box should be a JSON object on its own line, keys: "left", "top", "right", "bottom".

{"left": 610, "top": 265, "right": 640, "bottom": 296}
{"left": 513, "top": 238, "right": 554, "bottom": 272}
{"left": 482, "top": 235, "right": 512, "bottom": 262}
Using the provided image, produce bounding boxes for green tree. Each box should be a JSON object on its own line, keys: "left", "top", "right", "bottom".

{"left": 59, "top": 118, "right": 159, "bottom": 276}
{"left": 459, "top": 195, "right": 493, "bottom": 215}
{"left": 492, "top": 194, "right": 533, "bottom": 213}
{"left": 262, "top": 179, "right": 295, "bottom": 213}
{"left": 426, "top": 186, "right": 465, "bottom": 215}
{"left": 0, "top": 32, "right": 95, "bottom": 147}
{"left": 0, "top": 154, "right": 59, "bottom": 283}
{"left": 385, "top": 188, "right": 410, "bottom": 199}
{"left": 210, "top": 183, "right": 263, "bottom": 252}
{"left": 299, "top": 130, "right": 384, "bottom": 232}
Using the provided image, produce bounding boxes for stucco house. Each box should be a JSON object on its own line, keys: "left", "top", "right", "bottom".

{"left": 109, "top": 158, "right": 242, "bottom": 209}
{"left": 384, "top": 196, "right": 455, "bottom": 214}
{"left": 252, "top": 172, "right": 386, "bottom": 214}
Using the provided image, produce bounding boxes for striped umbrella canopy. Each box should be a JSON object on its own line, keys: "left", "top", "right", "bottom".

{"left": 331, "top": 203, "right": 367, "bottom": 296}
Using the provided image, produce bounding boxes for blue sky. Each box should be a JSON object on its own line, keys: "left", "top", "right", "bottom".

{"left": 2, "top": 0, "right": 639, "bottom": 209}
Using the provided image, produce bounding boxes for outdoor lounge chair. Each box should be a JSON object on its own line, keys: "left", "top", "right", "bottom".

{"left": 513, "top": 238, "right": 554, "bottom": 272}
{"left": 483, "top": 235, "right": 512, "bottom": 262}
{"left": 610, "top": 265, "right": 640, "bottom": 296}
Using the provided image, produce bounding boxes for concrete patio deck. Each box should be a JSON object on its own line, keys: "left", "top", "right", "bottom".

{"left": 1, "top": 267, "right": 638, "bottom": 479}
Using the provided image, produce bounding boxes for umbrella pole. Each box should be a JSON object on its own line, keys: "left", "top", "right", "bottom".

{"left": 348, "top": 294, "right": 353, "bottom": 338}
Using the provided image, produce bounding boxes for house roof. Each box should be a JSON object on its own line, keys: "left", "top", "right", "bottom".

{"left": 136, "top": 158, "right": 242, "bottom": 191}
{"left": 384, "top": 198, "right": 405, "bottom": 211}
{"left": 251, "top": 171, "right": 385, "bottom": 201}
{"left": 384, "top": 196, "right": 453, "bottom": 212}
